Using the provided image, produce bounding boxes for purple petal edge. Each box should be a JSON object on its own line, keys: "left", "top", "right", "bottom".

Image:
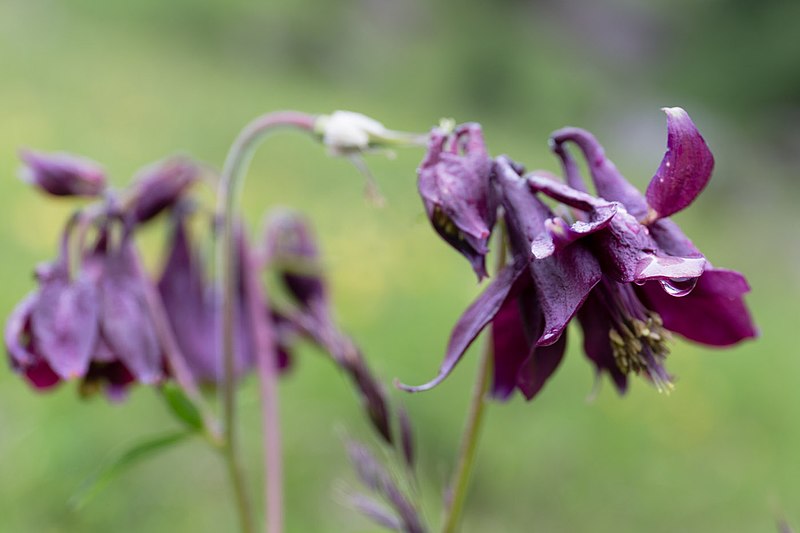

{"left": 396, "top": 259, "right": 526, "bottom": 393}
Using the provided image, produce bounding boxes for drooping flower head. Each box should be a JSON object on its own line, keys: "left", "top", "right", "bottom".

{"left": 417, "top": 122, "right": 497, "bottom": 279}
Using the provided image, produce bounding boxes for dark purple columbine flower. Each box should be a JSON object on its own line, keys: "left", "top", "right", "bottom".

{"left": 5, "top": 219, "right": 159, "bottom": 399}
{"left": 418, "top": 123, "right": 497, "bottom": 280}
{"left": 400, "top": 158, "right": 604, "bottom": 400}
{"left": 127, "top": 157, "right": 201, "bottom": 223}
{"left": 550, "top": 107, "right": 756, "bottom": 351}
{"left": 19, "top": 149, "right": 107, "bottom": 197}
{"left": 264, "top": 211, "right": 393, "bottom": 442}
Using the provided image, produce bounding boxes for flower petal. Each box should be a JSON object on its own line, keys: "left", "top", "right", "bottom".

{"left": 645, "top": 108, "right": 714, "bottom": 220}
{"left": 576, "top": 291, "right": 628, "bottom": 393}
{"left": 31, "top": 263, "right": 99, "bottom": 379}
{"left": 19, "top": 149, "right": 106, "bottom": 197}
{"left": 5, "top": 292, "right": 38, "bottom": 366}
{"left": 550, "top": 128, "right": 649, "bottom": 218}
{"left": 490, "top": 288, "right": 539, "bottom": 400}
{"left": 516, "top": 329, "right": 567, "bottom": 400}
{"left": 100, "top": 240, "right": 163, "bottom": 384}
{"left": 529, "top": 244, "right": 602, "bottom": 345}
{"left": 397, "top": 259, "right": 527, "bottom": 393}
{"left": 637, "top": 268, "right": 757, "bottom": 346}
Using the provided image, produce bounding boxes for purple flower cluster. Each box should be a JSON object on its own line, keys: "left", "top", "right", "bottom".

{"left": 404, "top": 108, "right": 756, "bottom": 399}
{"left": 4, "top": 151, "right": 388, "bottom": 423}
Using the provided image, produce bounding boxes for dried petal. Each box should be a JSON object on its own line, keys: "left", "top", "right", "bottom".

{"left": 418, "top": 124, "right": 496, "bottom": 279}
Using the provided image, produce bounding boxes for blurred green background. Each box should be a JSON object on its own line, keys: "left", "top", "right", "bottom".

{"left": 1, "top": 1, "right": 798, "bottom": 531}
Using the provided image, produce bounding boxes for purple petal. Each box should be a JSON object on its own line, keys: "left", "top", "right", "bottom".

{"left": 397, "top": 259, "right": 527, "bottom": 393}
{"left": 525, "top": 173, "right": 618, "bottom": 257}
{"left": 529, "top": 244, "right": 602, "bottom": 345}
{"left": 158, "top": 218, "right": 217, "bottom": 382}
{"left": 5, "top": 293, "right": 38, "bottom": 366}
{"left": 550, "top": 128, "right": 649, "bottom": 218}
{"left": 516, "top": 330, "right": 568, "bottom": 400}
{"left": 31, "top": 263, "right": 99, "bottom": 379}
{"left": 576, "top": 290, "right": 627, "bottom": 393}
{"left": 23, "top": 359, "right": 62, "bottom": 390}
{"left": 19, "top": 149, "right": 106, "bottom": 197}
{"left": 100, "top": 241, "right": 163, "bottom": 384}
{"left": 490, "top": 291, "right": 538, "bottom": 400}
{"left": 645, "top": 108, "right": 714, "bottom": 220}
{"left": 129, "top": 157, "right": 200, "bottom": 223}
{"left": 637, "top": 268, "right": 757, "bottom": 346}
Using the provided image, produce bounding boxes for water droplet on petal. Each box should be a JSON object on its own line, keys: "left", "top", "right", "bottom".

{"left": 659, "top": 277, "right": 698, "bottom": 297}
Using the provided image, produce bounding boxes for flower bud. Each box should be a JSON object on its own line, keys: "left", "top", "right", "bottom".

{"left": 19, "top": 149, "right": 106, "bottom": 197}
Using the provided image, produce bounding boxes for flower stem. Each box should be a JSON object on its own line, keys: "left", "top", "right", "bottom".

{"left": 216, "top": 111, "right": 317, "bottom": 533}
{"left": 441, "top": 228, "right": 506, "bottom": 533}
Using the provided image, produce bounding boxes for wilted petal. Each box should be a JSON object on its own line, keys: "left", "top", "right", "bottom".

{"left": 100, "top": 239, "right": 163, "bottom": 384}
{"left": 397, "top": 259, "right": 527, "bottom": 393}
{"left": 637, "top": 268, "right": 756, "bottom": 346}
{"left": 516, "top": 330, "right": 568, "bottom": 400}
{"left": 19, "top": 149, "right": 106, "bottom": 197}
{"left": 645, "top": 108, "right": 714, "bottom": 220}
{"left": 31, "top": 262, "right": 99, "bottom": 379}
{"left": 128, "top": 157, "right": 200, "bottom": 223}
{"left": 418, "top": 124, "right": 496, "bottom": 279}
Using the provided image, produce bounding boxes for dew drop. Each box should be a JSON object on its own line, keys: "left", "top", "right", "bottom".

{"left": 659, "top": 277, "right": 698, "bottom": 297}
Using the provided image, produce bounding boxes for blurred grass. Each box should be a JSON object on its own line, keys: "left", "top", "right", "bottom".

{"left": 1, "top": 1, "right": 798, "bottom": 532}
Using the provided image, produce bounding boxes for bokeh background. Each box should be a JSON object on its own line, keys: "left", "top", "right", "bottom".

{"left": 1, "top": 1, "right": 799, "bottom": 531}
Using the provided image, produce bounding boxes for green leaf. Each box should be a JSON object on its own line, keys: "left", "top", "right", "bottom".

{"left": 71, "top": 430, "right": 193, "bottom": 510}
{"left": 161, "top": 382, "right": 204, "bottom": 431}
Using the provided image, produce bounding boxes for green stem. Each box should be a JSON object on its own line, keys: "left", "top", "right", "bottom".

{"left": 441, "top": 228, "right": 507, "bottom": 533}
{"left": 216, "top": 111, "right": 317, "bottom": 533}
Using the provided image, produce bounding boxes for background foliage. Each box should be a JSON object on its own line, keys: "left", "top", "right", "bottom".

{"left": 1, "top": 1, "right": 798, "bottom": 531}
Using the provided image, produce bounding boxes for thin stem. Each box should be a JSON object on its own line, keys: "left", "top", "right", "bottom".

{"left": 215, "top": 111, "right": 317, "bottom": 533}
{"left": 242, "top": 245, "right": 283, "bottom": 533}
{"left": 441, "top": 228, "right": 507, "bottom": 533}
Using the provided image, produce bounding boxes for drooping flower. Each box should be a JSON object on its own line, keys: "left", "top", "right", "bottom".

{"left": 18, "top": 149, "right": 107, "bottom": 197}
{"left": 401, "top": 157, "right": 604, "bottom": 400}
{"left": 4, "top": 218, "right": 162, "bottom": 399}
{"left": 417, "top": 123, "right": 497, "bottom": 279}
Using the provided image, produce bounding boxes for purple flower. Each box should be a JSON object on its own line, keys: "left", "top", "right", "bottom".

{"left": 417, "top": 123, "right": 497, "bottom": 280}
{"left": 5, "top": 220, "right": 159, "bottom": 399}
{"left": 19, "top": 149, "right": 106, "bottom": 197}
{"left": 400, "top": 158, "right": 603, "bottom": 400}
